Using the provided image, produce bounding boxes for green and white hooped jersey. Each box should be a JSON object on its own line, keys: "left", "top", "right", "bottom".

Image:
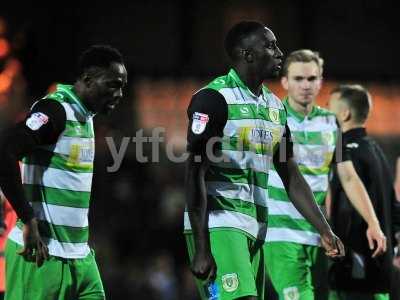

{"left": 9, "top": 84, "right": 95, "bottom": 259}
{"left": 184, "top": 69, "right": 287, "bottom": 240}
{"left": 266, "top": 98, "right": 337, "bottom": 246}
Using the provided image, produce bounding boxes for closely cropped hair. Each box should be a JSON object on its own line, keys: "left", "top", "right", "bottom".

{"left": 225, "top": 21, "right": 265, "bottom": 61}
{"left": 78, "top": 45, "right": 124, "bottom": 76}
{"left": 282, "top": 49, "right": 324, "bottom": 77}
{"left": 331, "top": 84, "right": 372, "bottom": 124}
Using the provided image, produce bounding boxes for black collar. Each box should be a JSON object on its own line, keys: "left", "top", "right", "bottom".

{"left": 343, "top": 127, "right": 367, "bottom": 141}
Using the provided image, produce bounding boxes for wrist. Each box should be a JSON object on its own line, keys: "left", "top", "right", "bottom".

{"left": 193, "top": 232, "right": 211, "bottom": 253}
{"left": 319, "top": 225, "right": 333, "bottom": 237}
{"left": 367, "top": 218, "right": 380, "bottom": 229}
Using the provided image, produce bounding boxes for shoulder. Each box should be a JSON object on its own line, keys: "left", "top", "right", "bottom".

{"left": 31, "top": 98, "right": 65, "bottom": 113}
{"left": 267, "top": 91, "right": 285, "bottom": 110}
{"left": 43, "top": 88, "right": 71, "bottom": 104}
{"left": 27, "top": 99, "right": 67, "bottom": 130}
{"left": 206, "top": 74, "right": 236, "bottom": 92}
{"left": 314, "top": 106, "right": 336, "bottom": 118}
{"left": 30, "top": 99, "right": 66, "bottom": 120}
{"left": 188, "top": 88, "right": 227, "bottom": 114}
{"left": 312, "top": 106, "right": 337, "bottom": 126}
{"left": 345, "top": 136, "right": 370, "bottom": 150}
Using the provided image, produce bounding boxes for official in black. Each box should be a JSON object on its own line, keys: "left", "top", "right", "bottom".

{"left": 328, "top": 84, "right": 400, "bottom": 299}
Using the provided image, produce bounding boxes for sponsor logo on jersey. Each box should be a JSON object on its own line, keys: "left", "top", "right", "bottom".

{"left": 240, "top": 106, "right": 250, "bottom": 115}
{"left": 222, "top": 273, "right": 239, "bottom": 292}
{"left": 191, "top": 112, "right": 209, "bottom": 135}
{"left": 26, "top": 112, "right": 49, "bottom": 131}
{"left": 250, "top": 128, "right": 273, "bottom": 144}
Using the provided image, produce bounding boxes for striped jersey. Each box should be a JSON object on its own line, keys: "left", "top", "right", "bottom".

{"left": 184, "top": 69, "right": 287, "bottom": 240}
{"left": 266, "top": 98, "right": 337, "bottom": 246}
{"left": 9, "top": 84, "right": 95, "bottom": 258}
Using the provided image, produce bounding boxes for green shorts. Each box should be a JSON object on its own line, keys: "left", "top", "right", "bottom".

{"left": 5, "top": 239, "right": 105, "bottom": 300}
{"left": 264, "top": 241, "right": 328, "bottom": 300}
{"left": 186, "top": 229, "right": 265, "bottom": 300}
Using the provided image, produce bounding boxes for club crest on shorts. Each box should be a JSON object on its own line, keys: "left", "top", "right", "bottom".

{"left": 222, "top": 273, "right": 239, "bottom": 292}
{"left": 283, "top": 286, "right": 299, "bottom": 300}
{"left": 269, "top": 108, "right": 280, "bottom": 124}
{"left": 26, "top": 112, "right": 49, "bottom": 130}
{"left": 191, "top": 112, "right": 209, "bottom": 135}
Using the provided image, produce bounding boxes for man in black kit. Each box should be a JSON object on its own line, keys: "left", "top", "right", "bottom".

{"left": 328, "top": 84, "right": 400, "bottom": 300}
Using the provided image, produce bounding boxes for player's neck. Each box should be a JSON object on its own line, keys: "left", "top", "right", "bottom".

{"left": 234, "top": 66, "right": 263, "bottom": 97}
{"left": 341, "top": 122, "right": 364, "bottom": 133}
{"left": 73, "top": 82, "right": 85, "bottom": 102}
{"left": 287, "top": 97, "right": 314, "bottom": 116}
{"left": 74, "top": 82, "right": 91, "bottom": 110}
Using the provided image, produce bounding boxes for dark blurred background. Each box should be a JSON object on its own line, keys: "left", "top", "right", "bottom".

{"left": 1, "top": 1, "right": 399, "bottom": 299}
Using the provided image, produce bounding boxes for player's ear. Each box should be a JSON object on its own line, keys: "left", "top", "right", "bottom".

{"left": 243, "top": 49, "right": 253, "bottom": 63}
{"left": 343, "top": 107, "right": 351, "bottom": 122}
{"left": 82, "top": 73, "right": 94, "bottom": 88}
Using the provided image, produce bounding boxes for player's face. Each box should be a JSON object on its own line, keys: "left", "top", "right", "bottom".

{"left": 252, "top": 28, "right": 283, "bottom": 79}
{"left": 282, "top": 61, "right": 322, "bottom": 106}
{"left": 86, "top": 63, "right": 128, "bottom": 114}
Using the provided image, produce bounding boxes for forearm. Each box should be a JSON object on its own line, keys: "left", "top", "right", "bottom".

{"left": 287, "top": 169, "right": 331, "bottom": 234}
{"left": 185, "top": 156, "right": 210, "bottom": 252}
{"left": 395, "top": 157, "right": 400, "bottom": 201}
{"left": 341, "top": 175, "right": 379, "bottom": 227}
{"left": 0, "top": 135, "right": 35, "bottom": 223}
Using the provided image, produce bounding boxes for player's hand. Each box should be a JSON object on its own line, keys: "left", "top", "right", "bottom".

{"left": 320, "top": 230, "right": 345, "bottom": 258}
{"left": 191, "top": 249, "right": 217, "bottom": 282}
{"left": 17, "top": 218, "right": 49, "bottom": 267}
{"left": 366, "top": 224, "right": 387, "bottom": 258}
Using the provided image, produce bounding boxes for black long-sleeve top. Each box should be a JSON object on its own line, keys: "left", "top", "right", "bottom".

{"left": 330, "top": 127, "right": 400, "bottom": 293}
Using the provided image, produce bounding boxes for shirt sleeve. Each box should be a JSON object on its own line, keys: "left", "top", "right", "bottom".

{"left": 332, "top": 129, "right": 351, "bottom": 164}
{"left": 186, "top": 88, "right": 228, "bottom": 154}
{"left": 27, "top": 100, "right": 67, "bottom": 145}
{"left": 273, "top": 123, "right": 294, "bottom": 163}
{"left": 0, "top": 100, "right": 66, "bottom": 223}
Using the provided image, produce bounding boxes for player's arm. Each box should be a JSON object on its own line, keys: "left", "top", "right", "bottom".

{"left": 335, "top": 136, "right": 387, "bottom": 258}
{"left": 325, "top": 186, "right": 332, "bottom": 219}
{"left": 273, "top": 124, "right": 344, "bottom": 257}
{"left": 185, "top": 88, "right": 227, "bottom": 280}
{"left": 0, "top": 100, "right": 66, "bottom": 265}
{"left": 395, "top": 157, "right": 400, "bottom": 201}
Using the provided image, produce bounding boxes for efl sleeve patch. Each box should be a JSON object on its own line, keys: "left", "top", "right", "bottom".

{"left": 191, "top": 112, "right": 209, "bottom": 135}
{"left": 26, "top": 112, "right": 49, "bottom": 131}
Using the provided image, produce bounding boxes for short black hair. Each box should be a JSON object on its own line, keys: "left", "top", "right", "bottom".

{"left": 78, "top": 45, "right": 124, "bottom": 76}
{"left": 224, "top": 21, "right": 265, "bottom": 60}
{"left": 331, "top": 84, "right": 372, "bottom": 124}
